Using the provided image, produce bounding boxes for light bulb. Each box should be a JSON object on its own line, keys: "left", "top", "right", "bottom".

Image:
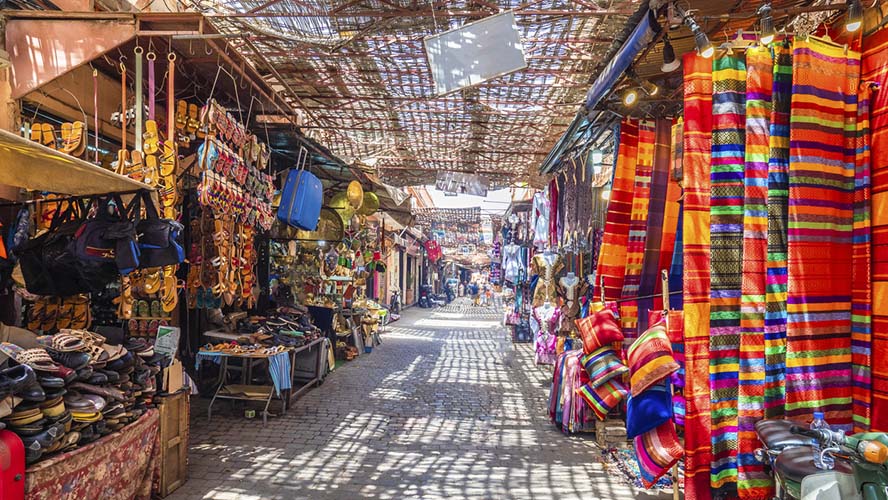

{"left": 623, "top": 89, "right": 638, "bottom": 107}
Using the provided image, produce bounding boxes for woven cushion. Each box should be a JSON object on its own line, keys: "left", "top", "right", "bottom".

{"left": 577, "top": 378, "right": 628, "bottom": 420}
{"left": 634, "top": 420, "right": 683, "bottom": 489}
{"left": 626, "top": 381, "right": 672, "bottom": 438}
{"left": 580, "top": 347, "right": 628, "bottom": 388}
{"left": 575, "top": 306, "right": 624, "bottom": 354}
{"left": 627, "top": 324, "right": 680, "bottom": 397}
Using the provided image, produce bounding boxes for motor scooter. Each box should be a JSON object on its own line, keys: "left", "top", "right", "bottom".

{"left": 754, "top": 419, "right": 888, "bottom": 499}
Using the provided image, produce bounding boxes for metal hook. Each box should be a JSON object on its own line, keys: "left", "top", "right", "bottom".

{"left": 189, "top": 40, "right": 195, "bottom": 56}
{"left": 205, "top": 43, "right": 213, "bottom": 56}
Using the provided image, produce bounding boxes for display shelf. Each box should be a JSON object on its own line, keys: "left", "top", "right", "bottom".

{"left": 0, "top": 129, "right": 153, "bottom": 195}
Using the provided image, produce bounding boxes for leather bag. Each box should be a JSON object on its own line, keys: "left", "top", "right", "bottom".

{"left": 128, "top": 190, "right": 184, "bottom": 268}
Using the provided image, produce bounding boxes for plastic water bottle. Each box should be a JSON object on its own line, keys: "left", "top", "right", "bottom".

{"left": 810, "top": 412, "right": 835, "bottom": 470}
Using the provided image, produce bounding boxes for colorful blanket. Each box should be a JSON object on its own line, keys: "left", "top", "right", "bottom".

{"left": 620, "top": 120, "right": 656, "bottom": 345}
{"left": 862, "top": 27, "right": 888, "bottom": 433}
{"left": 709, "top": 53, "right": 746, "bottom": 497}
{"left": 764, "top": 42, "right": 792, "bottom": 421}
{"left": 738, "top": 45, "right": 774, "bottom": 499}
{"left": 595, "top": 120, "right": 638, "bottom": 303}
{"left": 785, "top": 38, "right": 859, "bottom": 427}
{"left": 682, "top": 52, "right": 714, "bottom": 500}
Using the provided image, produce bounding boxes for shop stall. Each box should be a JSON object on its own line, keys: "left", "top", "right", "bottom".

{"left": 522, "top": 1, "right": 888, "bottom": 498}
{"left": 0, "top": 9, "right": 418, "bottom": 497}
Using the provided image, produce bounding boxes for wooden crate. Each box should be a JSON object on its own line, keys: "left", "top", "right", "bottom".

{"left": 155, "top": 391, "right": 189, "bottom": 498}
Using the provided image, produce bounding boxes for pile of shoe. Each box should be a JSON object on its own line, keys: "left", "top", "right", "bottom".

{"left": 232, "top": 307, "right": 321, "bottom": 348}
{"left": 0, "top": 329, "right": 166, "bottom": 464}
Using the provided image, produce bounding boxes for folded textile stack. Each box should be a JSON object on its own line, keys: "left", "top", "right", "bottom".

{"left": 0, "top": 329, "right": 167, "bottom": 464}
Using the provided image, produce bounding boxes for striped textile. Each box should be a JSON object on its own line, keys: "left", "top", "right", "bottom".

{"left": 863, "top": 27, "right": 888, "bottom": 433}
{"left": 682, "top": 52, "right": 714, "bottom": 500}
{"left": 620, "top": 120, "right": 656, "bottom": 346}
{"left": 709, "top": 53, "right": 746, "bottom": 496}
{"left": 656, "top": 119, "right": 683, "bottom": 309}
{"left": 634, "top": 420, "right": 684, "bottom": 489}
{"left": 668, "top": 118, "right": 686, "bottom": 310}
{"left": 764, "top": 42, "right": 792, "bottom": 421}
{"left": 851, "top": 80, "right": 874, "bottom": 433}
{"left": 595, "top": 120, "right": 638, "bottom": 303}
{"left": 638, "top": 119, "right": 673, "bottom": 329}
{"left": 738, "top": 45, "right": 774, "bottom": 499}
{"left": 785, "top": 38, "right": 858, "bottom": 428}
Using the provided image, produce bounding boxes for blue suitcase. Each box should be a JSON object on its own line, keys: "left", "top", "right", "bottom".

{"left": 277, "top": 169, "right": 322, "bottom": 231}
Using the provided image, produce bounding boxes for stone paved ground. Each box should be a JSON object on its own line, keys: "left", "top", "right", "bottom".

{"left": 171, "top": 299, "right": 674, "bottom": 500}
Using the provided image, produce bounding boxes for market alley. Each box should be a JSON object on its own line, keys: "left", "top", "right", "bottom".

{"left": 171, "top": 300, "right": 671, "bottom": 500}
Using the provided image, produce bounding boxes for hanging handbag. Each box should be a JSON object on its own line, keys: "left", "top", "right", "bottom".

{"left": 17, "top": 201, "right": 93, "bottom": 296}
{"left": 277, "top": 148, "right": 322, "bottom": 231}
{"left": 71, "top": 195, "right": 130, "bottom": 288}
{"left": 128, "top": 190, "right": 184, "bottom": 269}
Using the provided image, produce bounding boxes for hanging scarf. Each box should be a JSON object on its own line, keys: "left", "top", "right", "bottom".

{"left": 852, "top": 80, "right": 876, "bottom": 433}
{"left": 785, "top": 38, "right": 859, "bottom": 428}
{"left": 737, "top": 45, "right": 774, "bottom": 500}
{"left": 657, "top": 118, "right": 684, "bottom": 305}
{"left": 709, "top": 53, "right": 746, "bottom": 497}
{"left": 595, "top": 120, "right": 638, "bottom": 302}
{"left": 681, "top": 52, "right": 714, "bottom": 500}
{"left": 764, "top": 42, "right": 793, "bottom": 421}
{"left": 864, "top": 25, "right": 888, "bottom": 433}
{"left": 637, "top": 119, "right": 672, "bottom": 329}
{"left": 620, "top": 120, "right": 656, "bottom": 346}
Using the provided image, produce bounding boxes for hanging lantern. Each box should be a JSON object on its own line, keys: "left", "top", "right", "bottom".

{"left": 347, "top": 181, "right": 364, "bottom": 210}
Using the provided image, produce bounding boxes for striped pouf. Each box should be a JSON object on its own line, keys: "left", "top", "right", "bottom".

{"left": 681, "top": 52, "right": 714, "bottom": 500}
{"left": 785, "top": 38, "right": 858, "bottom": 428}
{"left": 709, "top": 53, "right": 746, "bottom": 497}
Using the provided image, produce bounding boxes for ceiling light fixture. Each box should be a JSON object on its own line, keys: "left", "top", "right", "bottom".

{"left": 846, "top": 0, "right": 863, "bottom": 32}
{"left": 640, "top": 79, "right": 659, "bottom": 96}
{"left": 759, "top": 3, "right": 776, "bottom": 44}
{"left": 623, "top": 88, "right": 639, "bottom": 107}
{"left": 661, "top": 35, "right": 680, "bottom": 73}
{"left": 679, "top": 6, "right": 714, "bottom": 58}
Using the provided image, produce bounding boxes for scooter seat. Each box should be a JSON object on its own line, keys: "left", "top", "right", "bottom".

{"left": 775, "top": 446, "right": 853, "bottom": 484}
{"left": 755, "top": 419, "right": 813, "bottom": 451}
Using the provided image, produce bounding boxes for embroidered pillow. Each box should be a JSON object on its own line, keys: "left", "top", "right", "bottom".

{"left": 577, "top": 378, "right": 628, "bottom": 420}
{"left": 575, "top": 306, "right": 624, "bottom": 354}
{"left": 634, "top": 421, "right": 683, "bottom": 489}
{"left": 580, "top": 346, "right": 628, "bottom": 388}
{"left": 627, "top": 323, "right": 680, "bottom": 397}
{"left": 626, "top": 381, "right": 672, "bottom": 438}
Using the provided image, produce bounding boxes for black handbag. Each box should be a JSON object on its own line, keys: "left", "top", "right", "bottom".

{"left": 128, "top": 190, "right": 184, "bottom": 268}
{"left": 16, "top": 201, "right": 93, "bottom": 296}
{"left": 70, "top": 195, "right": 130, "bottom": 285}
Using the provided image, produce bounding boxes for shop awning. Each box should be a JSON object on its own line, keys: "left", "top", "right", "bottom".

{"left": 0, "top": 129, "right": 153, "bottom": 195}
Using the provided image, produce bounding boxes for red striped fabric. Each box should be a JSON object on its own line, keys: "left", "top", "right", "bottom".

{"left": 784, "top": 39, "right": 858, "bottom": 427}
{"left": 620, "top": 120, "right": 656, "bottom": 347}
{"left": 594, "top": 120, "right": 638, "bottom": 303}
{"left": 863, "top": 26, "right": 888, "bottom": 432}
{"left": 682, "top": 52, "right": 714, "bottom": 500}
{"left": 738, "top": 45, "right": 773, "bottom": 499}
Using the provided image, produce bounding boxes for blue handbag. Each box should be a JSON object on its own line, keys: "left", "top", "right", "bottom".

{"left": 277, "top": 150, "right": 322, "bottom": 231}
